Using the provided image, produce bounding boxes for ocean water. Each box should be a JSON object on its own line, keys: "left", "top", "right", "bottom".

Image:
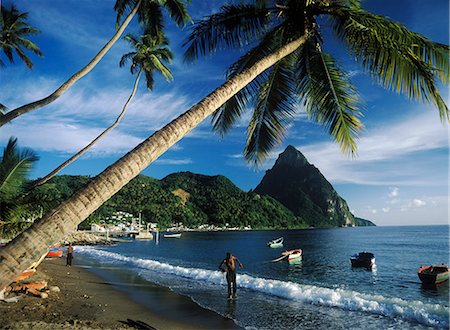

{"left": 75, "top": 226, "right": 449, "bottom": 329}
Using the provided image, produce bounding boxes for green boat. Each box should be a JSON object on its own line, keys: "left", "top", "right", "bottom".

{"left": 418, "top": 264, "right": 449, "bottom": 284}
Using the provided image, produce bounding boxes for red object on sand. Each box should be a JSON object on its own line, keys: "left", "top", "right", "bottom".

{"left": 46, "top": 248, "right": 63, "bottom": 258}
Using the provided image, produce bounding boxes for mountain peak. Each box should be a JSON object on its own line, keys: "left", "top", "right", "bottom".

{"left": 276, "top": 145, "right": 309, "bottom": 167}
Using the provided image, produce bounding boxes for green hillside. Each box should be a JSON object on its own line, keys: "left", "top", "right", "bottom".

{"left": 29, "top": 173, "right": 306, "bottom": 230}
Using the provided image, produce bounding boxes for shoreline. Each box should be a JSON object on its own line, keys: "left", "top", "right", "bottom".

{"left": 0, "top": 257, "right": 239, "bottom": 329}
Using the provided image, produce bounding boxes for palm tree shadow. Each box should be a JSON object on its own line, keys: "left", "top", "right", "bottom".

{"left": 120, "top": 318, "right": 157, "bottom": 329}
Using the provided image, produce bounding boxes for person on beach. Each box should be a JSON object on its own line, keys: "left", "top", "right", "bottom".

{"left": 219, "top": 252, "right": 243, "bottom": 299}
{"left": 66, "top": 242, "right": 74, "bottom": 266}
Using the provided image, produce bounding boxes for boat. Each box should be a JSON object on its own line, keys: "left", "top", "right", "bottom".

{"left": 350, "top": 252, "right": 375, "bottom": 268}
{"left": 281, "top": 248, "right": 302, "bottom": 261}
{"left": 418, "top": 264, "right": 449, "bottom": 285}
{"left": 46, "top": 248, "right": 63, "bottom": 258}
{"left": 267, "top": 237, "right": 284, "bottom": 248}
{"left": 164, "top": 233, "right": 182, "bottom": 238}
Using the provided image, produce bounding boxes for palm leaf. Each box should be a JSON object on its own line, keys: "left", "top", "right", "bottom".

{"left": 0, "top": 137, "right": 39, "bottom": 199}
{"left": 295, "top": 38, "right": 363, "bottom": 155}
{"left": 244, "top": 56, "right": 298, "bottom": 164}
{"left": 212, "top": 26, "right": 286, "bottom": 136}
{"left": 183, "top": 3, "right": 272, "bottom": 62}
{"left": 162, "top": 0, "right": 192, "bottom": 26}
{"left": 330, "top": 8, "right": 449, "bottom": 121}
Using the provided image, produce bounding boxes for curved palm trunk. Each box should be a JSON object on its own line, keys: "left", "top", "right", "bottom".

{"left": 0, "top": 0, "right": 142, "bottom": 128}
{"left": 0, "top": 34, "right": 308, "bottom": 290}
{"left": 30, "top": 69, "right": 143, "bottom": 189}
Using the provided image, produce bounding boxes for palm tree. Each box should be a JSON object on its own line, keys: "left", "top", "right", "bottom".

{"left": 0, "top": 4, "right": 43, "bottom": 69}
{"left": 184, "top": 0, "right": 449, "bottom": 163}
{"left": 0, "top": 138, "right": 39, "bottom": 239}
{"left": 30, "top": 32, "right": 174, "bottom": 189}
{"left": 0, "top": 0, "right": 448, "bottom": 289}
{"left": 0, "top": 0, "right": 190, "bottom": 127}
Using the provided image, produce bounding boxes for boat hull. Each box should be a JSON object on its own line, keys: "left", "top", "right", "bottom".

{"left": 418, "top": 265, "right": 449, "bottom": 284}
{"left": 268, "top": 242, "right": 283, "bottom": 248}
{"left": 350, "top": 252, "right": 375, "bottom": 268}
{"left": 46, "top": 249, "right": 62, "bottom": 258}
{"left": 164, "top": 233, "right": 182, "bottom": 238}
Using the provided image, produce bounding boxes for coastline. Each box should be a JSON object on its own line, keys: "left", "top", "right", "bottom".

{"left": 0, "top": 257, "right": 239, "bottom": 330}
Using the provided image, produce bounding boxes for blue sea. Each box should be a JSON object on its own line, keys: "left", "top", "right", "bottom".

{"left": 74, "top": 226, "right": 449, "bottom": 329}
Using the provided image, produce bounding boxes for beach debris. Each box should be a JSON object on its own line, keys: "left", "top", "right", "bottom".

{"left": 14, "top": 269, "right": 36, "bottom": 282}
{"left": 1, "top": 281, "right": 50, "bottom": 300}
{"left": 49, "top": 285, "right": 60, "bottom": 292}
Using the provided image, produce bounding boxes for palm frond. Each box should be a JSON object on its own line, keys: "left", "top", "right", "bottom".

{"left": 183, "top": 3, "right": 272, "bottom": 62}
{"left": 119, "top": 52, "right": 135, "bottom": 67}
{"left": 114, "top": 0, "right": 139, "bottom": 26}
{"left": 163, "top": 0, "right": 192, "bottom": 26}
{"left": 330, "top": 8, "right": 449, "bottom": 121}
{"left": 295, "top": 39, "right": 363, "bottom": 155}
{"left": 212, "top": 25, "right": 286, "bottom": 136}
{"left": 139, "top": 1, "right": 164, "bottom": 36}
{"left": 0, "top": 137, "right": 39, "bottom": 199}
{"left": 244, "top": 57, "right": 298, "bottom": 164}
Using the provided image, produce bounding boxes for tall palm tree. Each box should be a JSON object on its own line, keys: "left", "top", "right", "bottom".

{"left": 184, "top": 0, "right": 449, "bottom": 163}
{"left": 0, "top": 138, "right": 39, "bottom": 239}
{"left": 0, "top": 0, "right": 190, "bottom": 127}
{"left": 0, "top": 0, "right": 448, "bottom": 289}
{"left": 0, "top": 4, "right": 43, "bottom": 69}
{"left": 30, "top": 32, "right": 174, "bottom": 189}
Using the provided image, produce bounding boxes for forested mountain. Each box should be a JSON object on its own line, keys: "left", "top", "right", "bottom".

{"left": 26, "top": 148, "right": 374, "bottom": 231}
{"left": 255, "top": 146, "right": 375, "bottom": 227}
{"left": 28, "top": 173, "right": 305, "bottom": 230}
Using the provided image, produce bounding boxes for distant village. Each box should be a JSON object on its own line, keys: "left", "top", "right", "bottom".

{"left": 89, "top": 211, "right": 252, "bottom": 234}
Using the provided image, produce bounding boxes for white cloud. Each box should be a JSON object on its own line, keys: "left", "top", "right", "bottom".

{"left": 1, "top": 120, "right": 143, "bottom": 156}
{"left": 294, "top": 110, "right": 448, "bottom": 185}
{"left": 388, "top": 187, "right": 399, "bottom": 198}
{"left": 413, "top": 199, "right": 427, "bottom": 207}
{"left": 154, "top": 158, "right": 193, "bottom": 165}
{"left": 382, "top": 207, "right": 390, "bottom": 213}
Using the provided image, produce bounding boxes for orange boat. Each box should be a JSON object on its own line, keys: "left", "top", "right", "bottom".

{"left": 46, "top": 248, "right": 63, "bottom": 258}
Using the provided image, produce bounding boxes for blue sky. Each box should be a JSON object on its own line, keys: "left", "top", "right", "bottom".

{"left": 1, "top": 0, "right": 448, "bottom": 226}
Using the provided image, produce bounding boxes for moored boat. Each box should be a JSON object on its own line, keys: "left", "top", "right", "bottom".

{"left": 418, "top": 264, "right": 449, "bottom": 284}
{"left": 164, "top": 233, "right": 182, "bottom": 238}
{"left": 267, "top": 237, "right": 284, "bottom": 248}
{"left": 350, "top": 252, "right": 375, "bottom": 268}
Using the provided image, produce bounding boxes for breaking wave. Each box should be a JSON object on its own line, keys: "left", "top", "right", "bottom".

{"left": 76, "top": 246, "right": 449, "bottom": 329}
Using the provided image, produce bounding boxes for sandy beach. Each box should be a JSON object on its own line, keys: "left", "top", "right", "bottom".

{"left": 0, "top": 257, "right": 239, "bottom": 330}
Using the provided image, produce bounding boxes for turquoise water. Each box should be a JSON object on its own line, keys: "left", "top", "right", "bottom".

{"left": 75, "top": 226, "right": 449, "bottom": 329}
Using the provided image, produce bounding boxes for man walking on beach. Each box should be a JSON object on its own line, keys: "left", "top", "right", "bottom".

{"left": 66, "top": 242, "right": 74, "bottom": 266}
{"left": 219, "top": 252, "right": 243, "bottom": 299}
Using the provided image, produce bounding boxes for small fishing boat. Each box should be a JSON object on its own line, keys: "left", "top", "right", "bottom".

{"left": 418, "top": 264, "right": 449, "bottom": 285}
{"left": 164, "top": 233, "right": 182, "bottom": 238}
{"left": 273, "top": 248, "right": 302, "bottom": 262}
{"left": 46, "top": 248, "right": 63, "bottom": 258}
{"left": 282, "top": 248, "right": 302, "bottom": 261}
{"left": 350, "top": 252, "right": 375, "bottom": 268}
{"left": 267, "top": 237, "right": 284, "bottom": 248}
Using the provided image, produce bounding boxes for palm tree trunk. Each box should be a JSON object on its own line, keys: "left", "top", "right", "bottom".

{"left": 30, "top": 69, "right": 143, "bottom": 189}
{"left": 0, "top": 33, "right": 308, "bottom": 290}
{"left": 0, "top": 0, "right": 142, "bottom": 128}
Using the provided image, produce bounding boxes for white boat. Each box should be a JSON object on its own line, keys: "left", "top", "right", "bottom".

{"left": 281, "top": 248, "right": 302, "bottom": 261}
{"left": 267, "top": 237, "right": 284, "bottom": 248}
{"left": 164, "top": 233, "right": 182, "bottom": 238}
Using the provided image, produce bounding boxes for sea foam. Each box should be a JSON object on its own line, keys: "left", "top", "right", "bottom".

{"left": 76, "top": 246, "right": 449, "bottom": 329}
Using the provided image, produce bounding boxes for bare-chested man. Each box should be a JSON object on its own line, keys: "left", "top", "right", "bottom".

{"left": 219, "top": 252, "right": 243, "bottom": 299}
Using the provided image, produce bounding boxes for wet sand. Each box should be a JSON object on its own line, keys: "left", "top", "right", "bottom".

{"left": 0, "top": 258, "right": 239, "bottom": 329}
